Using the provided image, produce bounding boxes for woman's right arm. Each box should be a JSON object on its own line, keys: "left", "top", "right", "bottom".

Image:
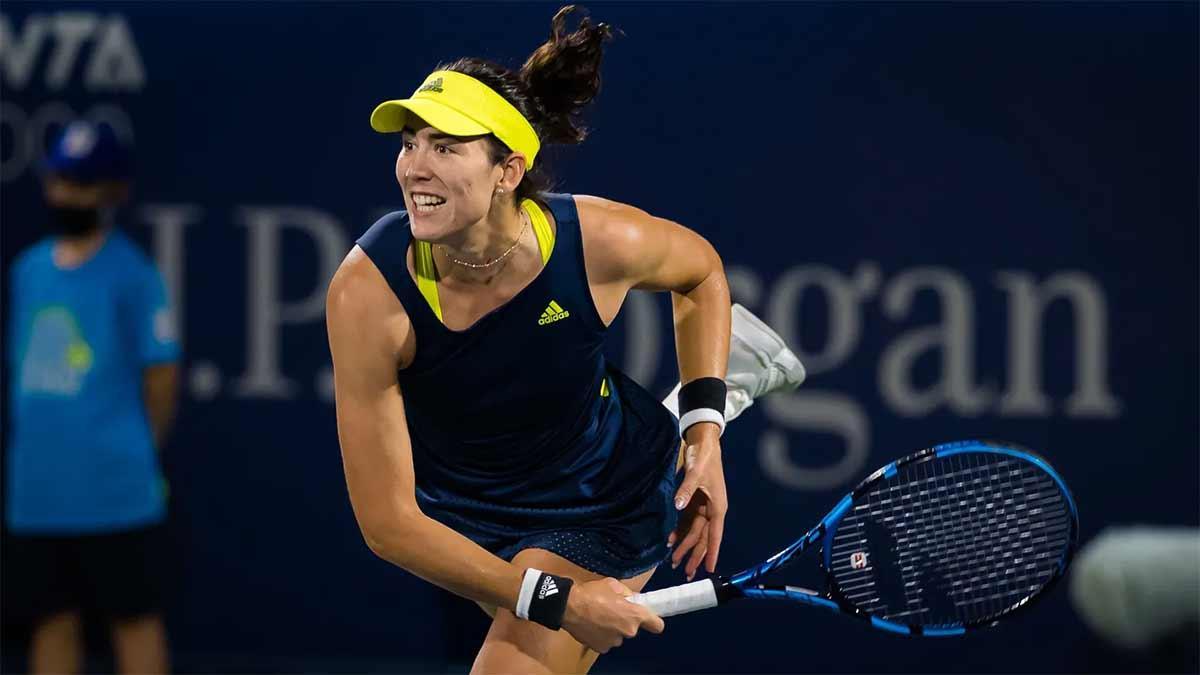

{"left": 326, "top": 246, "right": 525, "bottom": 611}
{"left": 325, "top": 247, "right": 663, "bottom": 651}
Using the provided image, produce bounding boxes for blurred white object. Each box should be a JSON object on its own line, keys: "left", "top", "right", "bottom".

{"left": 1069, "top": 526, "right": 1200, "bottom": 649}
{"left": 662, "top": 303, "right": 806, "bottom": 423}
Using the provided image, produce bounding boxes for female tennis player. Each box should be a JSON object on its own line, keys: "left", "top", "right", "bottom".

{"left": 327, "top": 6, "right": 800, "bottom": 672}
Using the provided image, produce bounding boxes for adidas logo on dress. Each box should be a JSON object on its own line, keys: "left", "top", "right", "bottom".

{"left": 538, "top": 576, "right": 559, "bottom": 599}
{"left": 538, "top": 300, "right": 570, "bottom": 326}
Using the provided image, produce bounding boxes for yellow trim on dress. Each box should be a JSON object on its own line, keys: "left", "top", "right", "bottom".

{"left": 414, "top": 234, "right": 443, "bottom": 322}
{"left": 524, "top": 199, "right": 554, "bottom": 265}
{"left": 412, "top": 198, "right": 554, "bottom": 325}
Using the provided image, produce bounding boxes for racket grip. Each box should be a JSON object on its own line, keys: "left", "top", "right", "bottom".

{"left": 627, "top": 579, "right": 719, "bottom": 617}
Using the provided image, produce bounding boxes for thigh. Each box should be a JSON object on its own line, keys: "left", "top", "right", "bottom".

{"left": 77, "top": 524, "right": 167, "bottom": 621}
{"left": 472, "top": 440, "right": 685, "bottom": 623}
{"left": 5, "top": 534, "right": 81, "bottom": 623}
{"left": 470, "top": 547, "right": 657, "bottom": 675}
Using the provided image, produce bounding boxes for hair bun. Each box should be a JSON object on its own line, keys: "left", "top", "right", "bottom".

{"left": 518, "top": 5, "right": 615, "bottom": 145}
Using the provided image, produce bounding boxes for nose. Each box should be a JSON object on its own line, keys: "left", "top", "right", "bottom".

{"left": 398, "top": 146, "right": 434, "bottom": 185}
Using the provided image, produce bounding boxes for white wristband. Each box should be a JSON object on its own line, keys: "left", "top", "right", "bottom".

{"left": 679, "top": 407, "right": 725, "bottom": 439}
{"left": 515, "top": 567, "right": 542, "bottom": 620}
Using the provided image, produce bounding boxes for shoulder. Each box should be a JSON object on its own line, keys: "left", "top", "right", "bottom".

{"left": 327, "top": 244, "right": 413, "bottom": 367}
{"left": 358, "top": 210, "right": 411, "bottom": 251}
{"left": 573, "top": 195, "right": 675, "bottom": 283}
{"left": 573, "top": 195, "right": 661, "bottom": 244}
{"left": 11, "top": 239, "right": 52, "bottom": 279}
{"left": 341, "top": 211, "right": 412, "bottom": 325}
{"left": 107, "top": 231, "right": 161, "bottom": 279}
{"left": 328, "top": 245, "right": 409, "bottom": 326}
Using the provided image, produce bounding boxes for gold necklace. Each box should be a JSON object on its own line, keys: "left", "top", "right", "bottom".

{"left": 439, "top": 210, "right": 529, "bottom": 269}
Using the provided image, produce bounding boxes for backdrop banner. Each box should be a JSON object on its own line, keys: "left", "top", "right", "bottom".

{"left": 2, "top": 3, "right": 1195, "bottom": 672}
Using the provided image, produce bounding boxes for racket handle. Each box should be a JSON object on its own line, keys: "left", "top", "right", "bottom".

{"left": 627, "top": 579, "right": 719, "bottom": 617}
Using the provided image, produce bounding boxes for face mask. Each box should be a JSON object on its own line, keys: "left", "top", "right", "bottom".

{"left": 48, "top": 206, "right": 102, "bottom": 237}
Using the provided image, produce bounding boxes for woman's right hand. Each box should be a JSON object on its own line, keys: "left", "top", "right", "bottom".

{"left": 561, "top": 577, "right": 665, "bottom": 653}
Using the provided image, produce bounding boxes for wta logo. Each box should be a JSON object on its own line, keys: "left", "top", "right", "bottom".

{"left": 538, "top": 576, "right": 559, "bottom": 599}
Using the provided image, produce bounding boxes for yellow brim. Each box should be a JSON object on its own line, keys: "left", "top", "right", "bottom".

{"left": 370, "top": 98, "right": 492, "bottom": 136}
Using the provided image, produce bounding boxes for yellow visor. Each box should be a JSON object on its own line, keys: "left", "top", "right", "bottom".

{"left": 370, "top": 70, "right": 541, "bottom": 169}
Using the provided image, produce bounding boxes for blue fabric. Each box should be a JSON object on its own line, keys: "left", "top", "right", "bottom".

{"left": 356, "top": 193, "right": 681, "bottom": 578}
{"left": 7, "top": 230, "right": 179, "bottom": 533}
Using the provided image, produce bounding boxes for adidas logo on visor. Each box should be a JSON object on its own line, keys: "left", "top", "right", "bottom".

{"left": 538, "top": 300, "right": 570, "bottom": 326}
{"left": 417, "top": 77, "right": 444, "bottom": 94}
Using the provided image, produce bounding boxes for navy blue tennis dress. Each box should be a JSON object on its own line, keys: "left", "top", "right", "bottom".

{"left": 356, "top": 192, "right": 681, "bottom": 578}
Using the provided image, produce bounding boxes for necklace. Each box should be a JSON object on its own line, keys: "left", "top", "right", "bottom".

{"left": 440, "top": 210, "right": 529, "bottom": 269}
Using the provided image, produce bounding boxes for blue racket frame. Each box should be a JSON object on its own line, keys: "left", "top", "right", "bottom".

{"left": 711, "top": 440, "right": 1080, "bottom": 636}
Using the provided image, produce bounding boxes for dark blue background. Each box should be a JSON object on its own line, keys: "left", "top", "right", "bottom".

{"left": 2, "top": 2, "right": 1196, "bottom": 672}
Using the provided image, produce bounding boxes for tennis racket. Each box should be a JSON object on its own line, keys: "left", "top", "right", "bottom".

{"left": 628, "top": 439, "right": 1079, "bottom": 636}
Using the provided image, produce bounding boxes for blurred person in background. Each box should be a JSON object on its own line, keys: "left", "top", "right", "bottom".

{"left": 5, "top": 120, "right": 180, "bottom": 674}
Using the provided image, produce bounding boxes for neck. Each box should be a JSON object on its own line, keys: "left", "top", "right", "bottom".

{"left": 53, "top": 226, "right": 111, "bottom": 270}
{"left": 437, "top": 201, "right": 529, "bottom": 284}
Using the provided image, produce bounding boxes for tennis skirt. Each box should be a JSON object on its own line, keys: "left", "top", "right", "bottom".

{"left": 419, "top": 368, "right": 684, "bottom": 580}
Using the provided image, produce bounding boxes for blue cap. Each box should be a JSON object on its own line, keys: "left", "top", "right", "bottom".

{"left": 43, "top": 120, "right": 133, "bottom": 182}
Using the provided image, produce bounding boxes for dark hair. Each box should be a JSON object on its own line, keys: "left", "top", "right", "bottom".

{"left": 439, "top": 5, "right": 615, "bottom": 204}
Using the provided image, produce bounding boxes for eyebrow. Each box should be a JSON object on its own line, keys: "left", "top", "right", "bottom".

{"left": 400, "top": 126, "right": 461, "bottom": 143}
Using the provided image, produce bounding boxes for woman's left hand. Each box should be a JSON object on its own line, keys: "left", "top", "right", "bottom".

{"left": 669, "top": 427, "right": 728, "bottom": 581}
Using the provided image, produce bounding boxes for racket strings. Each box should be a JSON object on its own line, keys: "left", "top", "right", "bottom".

{"left": 885, "top": 456, "right": 1059, "bottom": 621}
{"left": 905, "top": 460, "right": 1064, "bottom": 619}
{"left": 833, "top": 476, "right": 1064, "bottom": 584}
{"left": 829, "top": 452, "right": 1073, "bottom": 627}
{"left": 929, "top": 455, "right": 1072, "bottom": 622}
{"left": 888, "top": 489, "right": 1069, "bottom": 576}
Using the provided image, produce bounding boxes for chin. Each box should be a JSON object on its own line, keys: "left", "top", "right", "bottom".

{"left": 408, "top": 220, "right": 440, "bottom": 242}
{"left": 408, "top": 210, "right": 455, "bottom": 243}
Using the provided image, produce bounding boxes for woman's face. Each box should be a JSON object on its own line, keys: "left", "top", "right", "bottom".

{"left": 396, "top": 117, "right": 504, "bottom": 242}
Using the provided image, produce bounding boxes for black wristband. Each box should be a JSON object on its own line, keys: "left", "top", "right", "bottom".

{"left": 516, "top": 569, "right": 574, "bottom": 630}
{"left": 529, "top": 572, "right": 573, "bottom": 630}
{"left": 679, "top": 377, "right": 727, "bottom": 415}
{"left": 678, "top": 377, "right": 727, "bottom": 438}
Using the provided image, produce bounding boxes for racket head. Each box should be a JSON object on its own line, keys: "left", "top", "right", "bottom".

{"left": 819, "top": 439, "right": 1079, "bottom": 636}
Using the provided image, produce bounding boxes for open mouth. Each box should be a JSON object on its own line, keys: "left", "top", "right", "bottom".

{"left": 411, "top": 193, "right": 447, "bottom": 214}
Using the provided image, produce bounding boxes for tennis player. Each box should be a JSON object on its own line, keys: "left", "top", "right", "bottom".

{"left": 326, "top": 6, "right": 800, "bottom": 672}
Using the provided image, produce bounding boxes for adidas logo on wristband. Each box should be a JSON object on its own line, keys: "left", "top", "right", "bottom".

{"left": 516, "top": 568, "right": 573, "bottom": 630}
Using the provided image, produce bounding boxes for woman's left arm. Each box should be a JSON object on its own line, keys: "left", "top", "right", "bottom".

{"left": 576, "top": 195, "right": 731, "bottom": 581}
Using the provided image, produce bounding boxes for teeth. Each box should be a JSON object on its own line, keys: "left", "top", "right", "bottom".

{"left": 412, "top": 194, "right": 446, "bottom": 206}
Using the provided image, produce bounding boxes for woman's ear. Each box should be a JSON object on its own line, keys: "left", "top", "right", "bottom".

{"left": 498, "top": 153, "right": 527, "bottom": 193}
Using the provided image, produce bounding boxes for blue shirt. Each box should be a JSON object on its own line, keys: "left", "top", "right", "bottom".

{"left": 7, "top": 230, "right": 180, "bottom": 533}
